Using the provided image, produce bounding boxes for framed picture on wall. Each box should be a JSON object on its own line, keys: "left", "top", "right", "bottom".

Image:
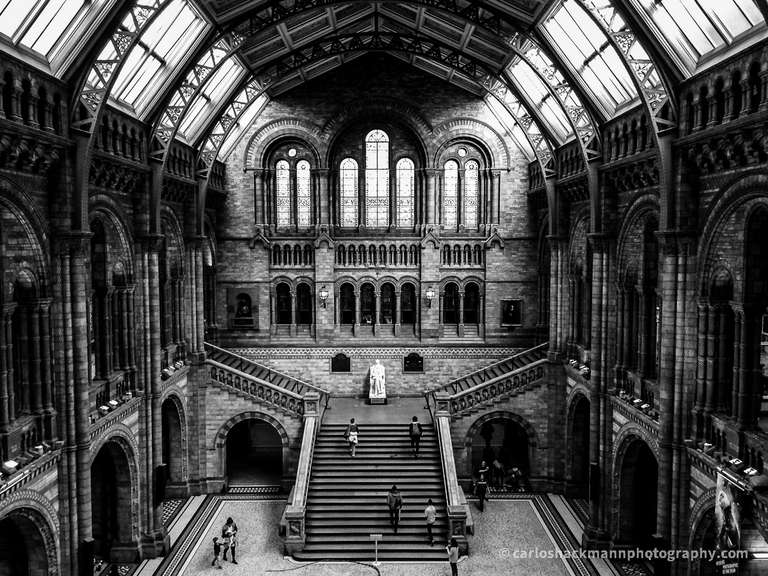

{"left": 501, "top": 299, "right": 523, "bottom": 326}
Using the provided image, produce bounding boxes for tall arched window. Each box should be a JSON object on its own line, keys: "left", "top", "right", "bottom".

{"left": 443, "top": 160, "right": 459, "bottom": 228}
{"left": 396, "top": 158, "right": 414, "bottom": 227}
{"left": 297, "top": 160, "right": 311, "bottom": 227}
{"left": 365, "top": 129, "right": 389, "bottom": 227}
{"left": 464, "top": 160, "right": 479, "bottom": 229}
{"left": 340, "top": 158, "right": 358, "bottom": 227}
{"left": 276, "top": 160, "right": 291, "bottom": 227}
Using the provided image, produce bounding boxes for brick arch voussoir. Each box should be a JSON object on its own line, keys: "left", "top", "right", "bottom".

{"left": 616, "top": 193, "right": 659, "bottom": 277}
{"left": 245, "top": 119, "right": 324, "bottom": 170}
{"left": 214, "top": 410, "right": 291, "bottom": 450}
{"left": 89, "top": 197, "right": 136, "bottom": 280}
{"left": 0, "top": 491, "right": 60, "bottom": 576}
{"left": 431, "top": 118, "right": 510, "bottom": 170}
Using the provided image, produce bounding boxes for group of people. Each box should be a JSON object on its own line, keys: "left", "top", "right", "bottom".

{"left": 211, "top": 517, "right": 238, "bottom": 569}
{"left": 473, "top": 459, "right": 526, "bottom": 511}
{"left": 343, "top": 415, "right": 424, "bottom": 457}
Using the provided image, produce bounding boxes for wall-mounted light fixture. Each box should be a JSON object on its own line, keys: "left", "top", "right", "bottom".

{"left": 319, "top": 285, "right": 329, "bottom": 308}
{"left": 425, "top": 287, "right": 436, "bottom": 309}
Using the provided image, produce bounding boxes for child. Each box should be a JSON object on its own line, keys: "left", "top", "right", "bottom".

{"left": 211, "top": 537, "right": 223, "bottom": 569}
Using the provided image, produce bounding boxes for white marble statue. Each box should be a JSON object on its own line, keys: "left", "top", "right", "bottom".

{"left": 369, "top": 359, "right": 386, "bottom": 397}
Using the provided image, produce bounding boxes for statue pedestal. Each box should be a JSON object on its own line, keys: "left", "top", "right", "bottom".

{"left": 368, "top": 392, "right": 387, "bottom": 405}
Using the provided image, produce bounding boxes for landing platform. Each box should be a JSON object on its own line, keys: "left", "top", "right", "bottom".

{"left": 323, "top": 396, "right": 430, "bottom": 424}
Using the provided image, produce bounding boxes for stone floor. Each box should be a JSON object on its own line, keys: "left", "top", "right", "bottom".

{"left": 152, "top": 496, "right": 579, "bottom": 576}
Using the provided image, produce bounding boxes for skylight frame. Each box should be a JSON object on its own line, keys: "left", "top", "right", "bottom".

{"left": 109, "top": 0, "right": 211, "bottom": 118}
{"left": 628, "top": 0, "right": 765, "bottom": 75}
{"left": 541, "top": 0, "right": 639, "bottom": 119}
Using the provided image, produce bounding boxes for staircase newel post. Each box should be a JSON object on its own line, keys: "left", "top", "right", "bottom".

{"left": 282, "top": 392, "right": 320, "bottom": 555}
{"left": 434, "top": 392, "right": 470, "bottom": 555}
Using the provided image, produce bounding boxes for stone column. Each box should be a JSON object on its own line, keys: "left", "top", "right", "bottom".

{"left": 28, "top": 304, "right": 43, "bottom": 420}
{"left": 316, "top": 169, "right": 329, "bottom": 227}
{"left": 17, "top": 306, "right": 30, "bottom": 413}
{"left": 615, "top": 286, "right": 626, "bottom": 389}
{"left": 253, "top": 169, "right": 265, "bottom": 226}
{"left": 290, "top": 289, "right": 297, "bottom": 337}
{"left": 716, "top": 306, "right": 732, "bottom": 414}
{"left": 373, "top": 289, "right": 381, "bottom": 336}
{"left": 37, "top": 299, "right": 54, "bottom": 441}
{"left": 457, "top": 290, "right": 465, "bottom": 338}
{"left": 394, "top": 289, "right": 401, "bottom": 337}
{"left": 353, "top": 286, "right": 360, "bottom": 336}
{"left": 0, "top": 305, "right": 15, "bottom": 439}
{"left": 425, "top": 168, "right": 437, "bottom": 226}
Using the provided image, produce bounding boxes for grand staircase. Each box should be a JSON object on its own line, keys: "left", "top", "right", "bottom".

{"left": 294, "top": 422, "right": 448, "bottom": 561}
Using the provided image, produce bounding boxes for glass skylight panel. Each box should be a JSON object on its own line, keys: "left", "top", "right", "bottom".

{"left": 219, "top": 93, "right": 269, "bottom": 161}
{"left": 543, "top": 0, "right": 637, "bottom": 116}
{"left": 0, "top": 0, "right": 114, "bottom": 66}
{"left": 178, "top": 58, "right": 247, "bottom": 143}
{"left": 632, "top": 0, "right": 763, "bottom": 72}
{"left": 484, "top": 96, "right": 535, "bottom": 159}
{"left": 110, "top": 0, "right": 209, "bottom": 116}
{"left": 508, "top": 59, "right": 571, "bottom": 142}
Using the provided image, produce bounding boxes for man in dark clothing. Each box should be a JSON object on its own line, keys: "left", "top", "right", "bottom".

{"left": 408, "top": 416, "right": 423, "bottom": 457}
{"left": 387, "top": 484, "right": 403, "bottom": 533}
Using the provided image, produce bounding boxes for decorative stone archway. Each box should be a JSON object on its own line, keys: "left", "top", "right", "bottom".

{"left": 161, "top": 392, "right": 188, "bottom": 496}
{"left": 612, "top": 432, "right": 659, "bottom": 546}
{"left": 0, "top": 492, "right": 59, "bottom": 576}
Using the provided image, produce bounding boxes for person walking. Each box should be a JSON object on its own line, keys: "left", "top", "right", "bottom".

{"left": 211, "top": 537, "right": 223, "bottom": 569}
{"left": 344, "top": 417, "right": 359, "bottom": 457}
{"left": 408, "top": 416, "right": 423, "bottom": 457}
{"left": 222, "top": 517, "right": 238, "bottom": 563}
{"left": 477, "top": 460, "right": 489, "bottom": 512}
{"left": 424, "top": 498, "right": 437, "bottom": 545}
{"left": 387, "top": 484, "right": 403, "bottom": 533}
{"left": 446, "top": 537, "right": 460, "bottom": 576}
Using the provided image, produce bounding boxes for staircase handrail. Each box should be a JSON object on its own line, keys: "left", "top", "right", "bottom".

{"left": 433, "top": 395, "right": 471, "bottom": 552}
{"left": 280, "top": 393, "right": 321, "bottom": 554}
{"left": 207, "top": 358, "right": 305, "bottom": 417}
{"left": 442, "top": 357, "right": 548, "bottom": 416}
{"left": 205, "top": 342, "right": 326, "bottom": 395}
{"left": 431, "top": 342, "right": 548, "bottom": 395}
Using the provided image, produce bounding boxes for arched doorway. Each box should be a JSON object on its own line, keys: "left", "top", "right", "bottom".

{"left": 569, "top": 395, "right": 590, "bottom": 497}
{"left": 296, "top": 283, "right": 312, "bottom": 325}
{"left": 400, "top": 283, "right": 416, "bottom": 325}
{"left": 275, "top": 283, "right": 291, "bottom": 324}
{"left": 226, "top": 418, "right": 283, "bottom": 486}
{"left": 161, "top": 397, "right": 184, "bottom": 496}
{"left": 380, "top": 283, "right": 395, "bottom": 325}
{"left": 360, "top": 283, "right": 375, "bottom": 325}
{"left": 469, "top": 416, "right": 530, "bottom": 487}
{"left": 463, "top": 282, "right": 480, "bottom": 324}
{"left": 340, "top": 283, "right": 355, "bottom": 325}
{"left": 0, "top": 512, "right": 50, "bottom": 576}
{"left": 91, "top": 441, "right": 135, "bottom": 562}
{"left": 443, "top": 283, "right": 459, "bottom": 324}
{"left": 617, "top": 438, "right": 658, "bottom": 547}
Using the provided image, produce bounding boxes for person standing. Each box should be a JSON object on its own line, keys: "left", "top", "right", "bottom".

{"left": 222, "top": 517, "right": 238, "bottom": 564}
{"left": 477, "top": 460, "right": 489, "bottom": 512}
{"left": 344, "top": 417, "right": 359, "bottom": 457}
{"left": 424, "top": 498, "right": 437, "bottom": 546}
{"left": 211, "top": 537, "right": 223, "bottom": 569}
{"left": 387, "top": 484, "right": 403, "bottom": 533}
{"left": 492, "top": 457, "right": 504, "bottom": 489}
{"left": 408, "top": 416, "right": 423, "bottom": 457}
{"left": 446, "top": 537, "right": 460, "bottom": 576}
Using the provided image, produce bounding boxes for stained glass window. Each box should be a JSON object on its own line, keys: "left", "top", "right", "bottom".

{"left": 397, "top": 158, "right": 415, "bottom": 228}
{"left": 464, "top": 161, "right": 479, "bottom": 229}
{"left": 340, "top": 158, "right": 358, "bottom": 228}
{"left": 297, "top": 160, "right": 311, "bottom": 228}
{"left": 365, "top": 130, "right": 389, "bottom": 227}
{"left": 443, "top": 160, "right": 459, "bottom": 228}
{"left": 276, "top": 160, "right": 291, "bottom": 228}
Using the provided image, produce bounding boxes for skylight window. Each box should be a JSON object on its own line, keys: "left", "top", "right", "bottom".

{"left": 507, "top": 58, "right": 572, "bottom": 143}
{"left": 484, "top": 96, "right": 535, "bottom": 160}
{"left": 217, "top": 93, "right": 270, "bottom": 162}
{"left": 110, "top": 0, "right": 209, "bottom": 117}
{"left": 543, "top": 0, "right": 637, "bottom": 117}
{"left": 178, "top": 57, "right": 247, "bottom": 143}
{"left": 0, "top": 0, "right": 115, "bottom": 72}
{"left": 631, "top": 0, "right": 764, "bottom": 73}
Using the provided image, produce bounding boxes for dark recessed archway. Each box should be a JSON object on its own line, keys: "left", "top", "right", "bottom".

{"left": 226, "top": 418, "right": 283, "bottom": 486}
{"left": 0, "top": 512, "right": 49, "bottom": 576}
{"left": 162, "top": 397, "right": 185, "bottom": 496}
{"left": 91, "top": 441, "right": 135, "bottom": 562}
{"left": 468, "top": 415, "right": 531, "bottom": 489}
{"left": 569, "top": 395, "right": 590, "bottom": 498}
{"left": 617, "top": 438, "right": 658, "bottom": 547}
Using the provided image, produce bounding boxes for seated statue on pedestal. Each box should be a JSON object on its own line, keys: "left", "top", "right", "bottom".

{"left": 369, "top": 359, "right": 386, "bottom": 403}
